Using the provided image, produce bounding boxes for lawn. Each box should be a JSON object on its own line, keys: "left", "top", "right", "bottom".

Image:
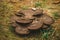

{"left": 0, "top": 0, "right": 60, "bottom": 40}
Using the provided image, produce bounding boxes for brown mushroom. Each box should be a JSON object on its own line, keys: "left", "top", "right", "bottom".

{"left": 15, "top": 27, "right": 30, "bottom": 35}
{"left": 41, "top": 15, "right": 54, "bottom": 25}
{"left": 27, "top": 19, "right": 43, "bottom": 30}
{"left": 11, "top": 8, "right": 54, "bottom": 35}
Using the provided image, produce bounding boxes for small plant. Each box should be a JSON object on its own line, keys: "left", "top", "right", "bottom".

{"left": 35, "top": 2, "right": 42, "bottom": 8}
{"left": 52, "top": 12, "right": 60, "bottom": 20}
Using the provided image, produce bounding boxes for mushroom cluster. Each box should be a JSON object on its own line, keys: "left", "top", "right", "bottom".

{"left": 11, "top": 8, "right": 54, "bottom": 35}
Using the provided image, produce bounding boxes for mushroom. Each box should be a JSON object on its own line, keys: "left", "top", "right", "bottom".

{"left": 15, "top": 27, "right": 30, "bottom": 35}
{"left": 41, "top": 15, "right": 54, "bottom": 25}
{"left": 11, "top": 8, "right": 54, "bottom": 35}
{"left": 27, "top": 19, "right": 43, "bottom": 30}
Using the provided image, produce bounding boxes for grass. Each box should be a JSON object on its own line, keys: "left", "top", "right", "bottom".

{"left": 52, "top": 12, "right": 60, "bottom": 20}
{"left": 41, "top": 26, "right": 54, "bottom": 40}
{"left": 21, "top": 6, "right": 29, "bottom": 10}
{"left": 0, "top": 0, "right": 60, "bottom": 40}
{"left": 42, "top": 0, "right": 47, "bottom": 2}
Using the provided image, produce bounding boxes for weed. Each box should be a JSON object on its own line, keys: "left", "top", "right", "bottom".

{"left": 52, "top": 12, "right": 60, "bottom": 20}
{"left": 35, "top": 2, "right": 42, "bottom": 8}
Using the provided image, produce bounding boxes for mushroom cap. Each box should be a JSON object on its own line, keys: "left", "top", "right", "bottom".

{"left": 41, "top": 15, "right": 54, "bottom": 25}
{"left": 27, "top": 19, "right": 43, "bottom": 30}
{"left": 15, "top": 27, "right": 30, "bottom": 35}
{"left": 16, "top": 19, "right": 32, "bottom": 24}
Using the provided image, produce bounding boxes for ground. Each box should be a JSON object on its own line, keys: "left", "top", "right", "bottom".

{"left": 0, "top": 0, "right": 60, "bottom": 40}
